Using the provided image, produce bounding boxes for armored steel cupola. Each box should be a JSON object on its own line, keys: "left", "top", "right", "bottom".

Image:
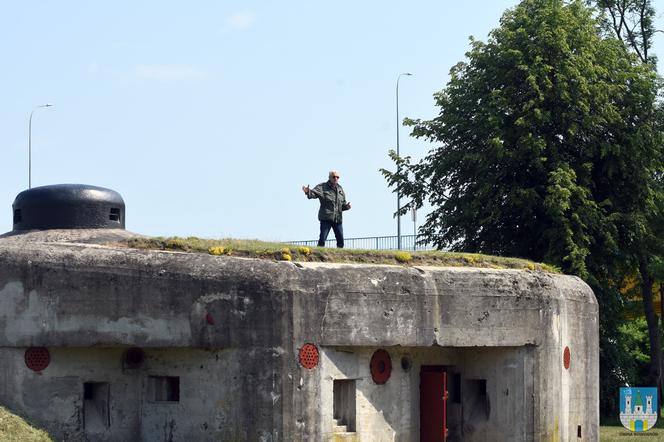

{"left": 12, "top": 184, "right": 125, "bottom": 231}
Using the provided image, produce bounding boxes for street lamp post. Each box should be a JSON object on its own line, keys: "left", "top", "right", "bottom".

{"left": 29, "top": 103, "right": 53, "bottom": 189}
{"left": 396, "top": 72, "right": 412, "bottom": 250}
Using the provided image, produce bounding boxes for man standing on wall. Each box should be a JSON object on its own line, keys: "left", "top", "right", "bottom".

{"left": 302, "top": 170, "right": 351, "bottom": 248}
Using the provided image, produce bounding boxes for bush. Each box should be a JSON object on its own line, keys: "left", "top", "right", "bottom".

{"left": 208, "top": 246, "right": 226, "bottom": 256}
{"left": 297, "top": 246, "right": 311, "bottom": 256}
{"left": 394, "top": 251, "right": 412, "bottom": 263}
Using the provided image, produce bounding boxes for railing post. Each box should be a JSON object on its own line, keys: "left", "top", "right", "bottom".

{"left": 287, "top": 234, "right": 433, "bottom": 251}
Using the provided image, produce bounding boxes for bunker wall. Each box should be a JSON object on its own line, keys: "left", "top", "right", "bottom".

{"left": 0, "top": 241, "right": 599, "bottom": 441}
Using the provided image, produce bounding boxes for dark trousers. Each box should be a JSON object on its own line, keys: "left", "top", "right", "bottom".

{"left": 318, "top": 220, "right": 344, "bottom": 248}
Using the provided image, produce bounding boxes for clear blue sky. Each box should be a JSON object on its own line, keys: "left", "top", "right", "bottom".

{"left": 2, "top": 1, "right": 664, "bottom": 241}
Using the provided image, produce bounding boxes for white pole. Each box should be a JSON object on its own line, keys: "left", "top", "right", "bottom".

{"left": 28, "top": 104, "right": 53, "bottom": 189}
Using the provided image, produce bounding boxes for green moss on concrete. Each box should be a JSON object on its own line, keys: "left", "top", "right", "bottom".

{"left": 125, "top": 237, "right": 559, "bottom": 272}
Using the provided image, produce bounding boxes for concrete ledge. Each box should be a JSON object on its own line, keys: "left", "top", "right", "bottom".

{"left": 0, "top": 240, "right": 594, "bottom": 349}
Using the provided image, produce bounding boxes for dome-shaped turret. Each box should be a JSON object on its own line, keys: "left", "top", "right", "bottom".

{"left": 12, "top": 184, "right": 125, "bottom": 231}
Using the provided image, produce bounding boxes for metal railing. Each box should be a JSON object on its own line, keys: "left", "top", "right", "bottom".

{"left": 287, "top": 234, "right": 435, "bottom": 251}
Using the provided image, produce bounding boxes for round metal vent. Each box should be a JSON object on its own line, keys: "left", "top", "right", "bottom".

{"left": 298, "top": 343, "right": 319, "bottom": 369}
{"left": 25, "top": 347, "right": 50, "bottom": 371}
{"left": 370, "top": 349, "right": 392, "bottom": 384}
{"left": 123, "top": 347, "right": 145, "bottom": 369}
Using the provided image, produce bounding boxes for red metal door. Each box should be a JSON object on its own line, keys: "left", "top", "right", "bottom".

{"left": 420, "top": 367, "right": 448, "bottom": 442}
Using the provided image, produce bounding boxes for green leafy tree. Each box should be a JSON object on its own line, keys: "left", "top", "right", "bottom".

{"left": 598, "top": 317, "right": 652, "bottom": 414}
{"left": 593, "top": 0, "right": 657, "bottom": 64}
{"left": 382, "top": 0, "right": 664, "bottom": 416}
{"left": 594, "top": 0, "right": 664, "bottom": 412}
{"left": 619, "top": 317, "right": 652, "bottom": 383}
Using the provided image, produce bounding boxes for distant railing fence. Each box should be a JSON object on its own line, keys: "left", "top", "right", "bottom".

{"left": 287, "top": 234, "right": 435, "bottom": 251}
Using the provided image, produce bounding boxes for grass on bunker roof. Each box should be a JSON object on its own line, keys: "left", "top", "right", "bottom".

{"left": 0, "top": 406, "right": 53, "bottom": 442}
{"left": 125, "top": 236, "right": 559, "bottom": 272}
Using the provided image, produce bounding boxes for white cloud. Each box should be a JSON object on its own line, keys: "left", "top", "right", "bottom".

{"left": 226, "top": 11, "right": 255, "bottom": 30}
{"left": 134, "top": 64, "right": 208, "bottom": 82}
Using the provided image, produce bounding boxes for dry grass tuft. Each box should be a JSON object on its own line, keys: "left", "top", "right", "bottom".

{"left": 0, "top": 406, "right": 53, "bottom": 442}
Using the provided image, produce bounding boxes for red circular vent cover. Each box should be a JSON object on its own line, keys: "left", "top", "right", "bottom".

{"left": 563, "top": 346, "right": 571, "bottom": 370}
{"left": 299, "top": 343, "right": 319, "bottom": 369}
{"left": 370, "top": 349, "right": 392, "bottom": 384}
{"left": 25, "top": 347, "right": 50, "bottom": 372}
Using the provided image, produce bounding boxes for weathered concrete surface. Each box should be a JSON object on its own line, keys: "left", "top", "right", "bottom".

{"left": 0, "top": 231, "right": 599, "bottom": 441}
{"left": 0, "top": 228, "right": 141, "bottom": 243}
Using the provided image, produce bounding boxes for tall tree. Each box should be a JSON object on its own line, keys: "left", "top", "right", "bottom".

{"left": 382, "top": 0, "right": 664, "bottom": 416}
{"left": 594, "top": 0, "right": 664, "bottom": 410}
{"left": 594, "top": 0, "right": 657, "bottom": 63}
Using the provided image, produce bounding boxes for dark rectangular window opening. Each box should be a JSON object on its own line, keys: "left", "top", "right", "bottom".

{"left": 149, "top": 376, "right": 180, "bottom": 402}
{"left": 83, "top": 382, "right": 110, "bottom": 431}
{"left": 84, "top": 382, "right": 93, "bottom": 400}
{"left": 13, "top": 209, "right": 21, "bottom": 224}
{"left": 109, "top": 208, "right": 121, "bottom": 222}
{"left": 333, "top": 379, "right": 356, "bottom": 432}
{"left": 478, "top": 379, "right": 487, "bottom": 396}
{"left": 452, "top": 372, "right": 462, "bottom": 404}
{"left": 577, "top": 425, "right": 582, "bottom": 438}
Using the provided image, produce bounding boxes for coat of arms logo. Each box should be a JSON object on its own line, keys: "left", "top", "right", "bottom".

{"left": 620, "top": 387, "right": 658, "bottom": 432}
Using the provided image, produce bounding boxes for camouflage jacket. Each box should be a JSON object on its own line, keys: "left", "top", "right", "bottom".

{"left": 307, "top": 181, "right": 349, "bottom": 223}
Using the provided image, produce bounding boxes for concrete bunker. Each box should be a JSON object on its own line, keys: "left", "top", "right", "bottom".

{"left": 0, "top": 185, "right": 599, "bottom": 441}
